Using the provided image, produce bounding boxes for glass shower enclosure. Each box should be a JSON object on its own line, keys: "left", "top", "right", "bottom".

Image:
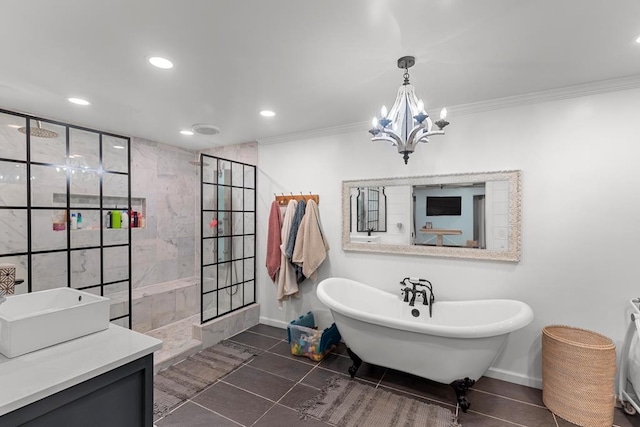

{"left": 200, "top": 155, "right": 256, "bottom": 323}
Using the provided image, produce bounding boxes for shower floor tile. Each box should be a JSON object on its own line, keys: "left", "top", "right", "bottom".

{"left": 147, "top": 314, "right": 202, "bottom": 372}
{"left": 154, "top": 324, "right": 638, "bottom": 427}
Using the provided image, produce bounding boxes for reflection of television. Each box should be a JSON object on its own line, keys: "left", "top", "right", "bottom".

{"left": 427, "top": 196, "right": 461, "bottom": 216}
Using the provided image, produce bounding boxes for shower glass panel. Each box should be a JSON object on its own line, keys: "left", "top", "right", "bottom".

{"left": 0, "top": 112, "right": 27, "bottom": 161}
{"left": 0, "top": 109, "right": 132, "bottom": 328}
{"left": 69, "top": 128, "right": 100, "bottom": 170}
{"left": 28, "top": 121, "right": 66, "bottom": 165}
{"left": 200, "top": 155, "right": 256, "bottom": 323}
{"left": 0, "top": 160, "right": 28, "bottom": 206}
{"left": 102, "top": 135, "right": 128, "bottom": 173}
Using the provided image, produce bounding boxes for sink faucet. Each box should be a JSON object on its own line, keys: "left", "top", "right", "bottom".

{"left": 400, "top": 277, "right": 435, "bottom": 317}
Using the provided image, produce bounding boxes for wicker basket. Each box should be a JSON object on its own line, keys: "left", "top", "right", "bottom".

{"left": 542, "top": 325, "right": 616, "bottom": 427}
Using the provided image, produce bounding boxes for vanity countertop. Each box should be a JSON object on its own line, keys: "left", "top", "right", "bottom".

{"left": 0, "top": 324, "right": 162, "bottom": 416}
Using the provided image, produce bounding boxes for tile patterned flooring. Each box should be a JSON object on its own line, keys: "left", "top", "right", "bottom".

{"left": 155, "top": 324, "right": 640, "bottom": 427}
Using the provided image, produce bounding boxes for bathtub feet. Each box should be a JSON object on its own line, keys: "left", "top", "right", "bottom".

{"left": 450, "top": 377, "right": 475, "bottom": 413}
{"left": 346, "top": 348, "right": 362, "bottom": 378}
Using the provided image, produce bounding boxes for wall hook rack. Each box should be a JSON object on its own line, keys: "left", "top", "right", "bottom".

{"left": 275, "top": 192, "right": 319, "bottom": 205}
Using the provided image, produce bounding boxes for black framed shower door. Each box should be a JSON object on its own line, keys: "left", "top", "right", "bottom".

{"left": 200, "top": 154, "right": 256, "bottom": 323}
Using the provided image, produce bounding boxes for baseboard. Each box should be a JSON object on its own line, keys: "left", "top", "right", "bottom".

{"left": 486, "top": 367, "right": 542, "bottom": 389}
{"left": 259, "top": 316, "right": 288, "bottom": 330}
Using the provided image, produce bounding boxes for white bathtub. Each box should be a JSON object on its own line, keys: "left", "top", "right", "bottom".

{"left": 316, "top": 277, "right": 533, "bottom": 386}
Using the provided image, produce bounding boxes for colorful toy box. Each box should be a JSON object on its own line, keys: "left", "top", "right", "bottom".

{"left": 287, "top": 311, "right": 341, "bottom": 362}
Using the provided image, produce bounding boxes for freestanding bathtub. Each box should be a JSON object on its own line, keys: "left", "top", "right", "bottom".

{"left": 316, "top": 277, "right": 533, "bottom": 411}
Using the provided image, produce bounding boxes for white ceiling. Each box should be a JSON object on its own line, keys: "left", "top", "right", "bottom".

{"left": 1, "top": 0, "right": 639, "bottom": 151}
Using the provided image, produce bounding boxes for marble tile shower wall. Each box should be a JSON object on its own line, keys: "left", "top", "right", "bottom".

{"left": 0, "top": 116, "right": 130, "bottom": 292}
{"left": 131, "top": 137, "right": 197, "bottom": 289}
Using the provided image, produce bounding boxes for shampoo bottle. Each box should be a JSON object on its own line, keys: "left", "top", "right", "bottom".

{"left": 112, "top": 209, "right": 121, "bottom": 229}
{"left": 70, "top": 213, "right": 78, "bottom": 230}
{"left": 77, "top": 212, "right": 83, "bottom": 229}
{"left": 121, "top": 210, "right": 128, "bottom": 229}
{"left": 106, "top": 211, "right": 112, "bottom": 228}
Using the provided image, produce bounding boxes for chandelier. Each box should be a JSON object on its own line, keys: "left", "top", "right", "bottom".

{"left": 368, "top": 56, "right": 449, "bottom": 164}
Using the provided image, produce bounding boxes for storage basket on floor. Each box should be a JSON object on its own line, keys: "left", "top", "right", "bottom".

{"left": 287, "top": 311, "right": 341, "bottom": 362}
{"left": 542, "top": 325, "right": 616, "bottom": 427}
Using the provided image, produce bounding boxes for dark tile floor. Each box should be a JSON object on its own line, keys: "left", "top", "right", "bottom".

{"left": 156, "top": 324, "right": 640, "bottom": 427}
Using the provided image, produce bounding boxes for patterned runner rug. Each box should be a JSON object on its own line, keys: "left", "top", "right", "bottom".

{"left": 153, "top": 341, "right": 257, "bottom": 420}
{"left": 300, "top": 376, "right": 460, "bottom": 427}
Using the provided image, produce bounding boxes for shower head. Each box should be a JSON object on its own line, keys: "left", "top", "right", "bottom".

{"left": 189, "top": 160, "right": 210, "bottom": 166}
{"left": 18, "top": 121, "right": 58, "bottom": 138}
{"left": 189, "top": 154, "right": 210, "bottom": 167}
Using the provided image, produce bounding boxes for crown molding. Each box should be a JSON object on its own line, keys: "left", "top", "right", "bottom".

{"left": 257, "top": 74, "right": 640, "bottom": 145}
{"left": 450, "top": 74, "right": 640, "bottom": 117}
{"left": 258, "top": 121, "right": 366, "bottom": 145}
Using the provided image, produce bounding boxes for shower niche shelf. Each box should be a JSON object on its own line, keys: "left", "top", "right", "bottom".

{"left": 51, "top": 193, "right": 147, "bottom": 229}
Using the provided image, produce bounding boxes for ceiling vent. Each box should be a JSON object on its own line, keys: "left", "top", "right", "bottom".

{"left": 191, "top": 123, "right": 220, "bottom": 136}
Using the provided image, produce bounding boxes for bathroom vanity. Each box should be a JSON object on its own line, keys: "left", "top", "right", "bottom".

{"left": 0, "top": 324, "right": 162, "bottom": 427}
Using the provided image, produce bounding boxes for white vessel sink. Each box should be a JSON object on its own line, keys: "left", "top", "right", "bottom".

{"left": 0, "top": 287, "right": 110, "bottom": 358}
{"left": 350, "top": 235, "right": 381, "bottom": 243}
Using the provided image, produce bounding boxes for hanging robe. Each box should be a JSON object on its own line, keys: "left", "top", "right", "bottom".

{"left": 277, "top": 200, "right": 299, "bottom": 301}
{"left": 285, "top": 199, "right": 306, "bottom": 284}
{"left": 292, "top": 199, "right": 329, "bottom": 280}
{"left": 266, "top": 200, "right": 283, "bottom": 282}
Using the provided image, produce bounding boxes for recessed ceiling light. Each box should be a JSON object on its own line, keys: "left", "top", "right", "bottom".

{"left": 113, "top": 145, "right": 125, "bottom": 150}
{"left": 636, "top": 35, "right": 640, "bottom": 43}
{"left": 68, "top": 97, "right": 90, "bottom": 106}
{"left": 180, "top": 130, "right": 194, "bottom": 135}
{"left": 149, "top": 56, "right": 173, "bottom": 69}
{"left": 260, "top": 110, "right": 276, "bottom": 117}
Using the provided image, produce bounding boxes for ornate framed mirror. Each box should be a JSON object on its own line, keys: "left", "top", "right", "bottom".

{"left": 342, "top": 170, "right": 521, "bottom": 262}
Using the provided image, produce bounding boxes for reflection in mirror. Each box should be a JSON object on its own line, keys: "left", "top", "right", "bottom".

{"left": 353, "top": 187, "right": 387, "bottom": 233}
{"left": 342, "top": 171, "right": 521, "bottom": 262}
{"left": 413, "top": 183, "right": 486, "bottom": 248}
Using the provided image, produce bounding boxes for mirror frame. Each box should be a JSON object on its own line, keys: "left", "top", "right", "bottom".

{"left": 342, "top": 170, "right": 521, "bottom": 262}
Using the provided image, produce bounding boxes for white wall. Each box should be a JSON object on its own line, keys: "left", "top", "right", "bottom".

{"left": 256, "top": 87, "right": 640, "bottom": 388}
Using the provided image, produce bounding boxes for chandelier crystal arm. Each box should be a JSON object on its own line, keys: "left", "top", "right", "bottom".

{"left": 372, "top": 132, "right": 402, "bottom": 147}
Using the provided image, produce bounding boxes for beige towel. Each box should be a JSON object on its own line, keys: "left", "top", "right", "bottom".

{"left": 277, "top": 200, "right": 299, "bottom": 301}
{"left": 292, "top": 199, "right": 329, "bottom": 280}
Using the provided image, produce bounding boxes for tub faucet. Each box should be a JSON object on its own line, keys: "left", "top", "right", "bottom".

{"left": 400, "top": 277, "right": 435, "bottom": 317}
